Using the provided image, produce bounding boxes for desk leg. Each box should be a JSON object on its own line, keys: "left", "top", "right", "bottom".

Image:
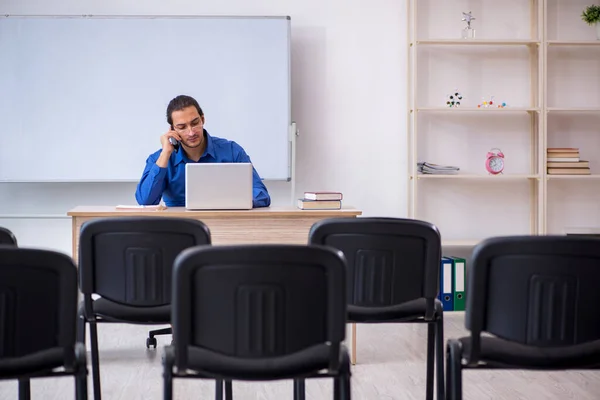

{"left": 351, "top": 323, "right": 357, "bottom": 365}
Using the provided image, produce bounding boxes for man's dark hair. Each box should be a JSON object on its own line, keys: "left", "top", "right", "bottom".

{"left": 166, "top": 95, "right": 204, "bottom": 127}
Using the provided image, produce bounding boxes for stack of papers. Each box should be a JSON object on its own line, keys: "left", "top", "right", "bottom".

{"left": 417, "top": 162, "right": 460, "bottom": 175}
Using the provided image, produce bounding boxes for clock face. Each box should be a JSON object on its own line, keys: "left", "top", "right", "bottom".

{"left": 489, "top": 156, "right": 504, "bottom": 172}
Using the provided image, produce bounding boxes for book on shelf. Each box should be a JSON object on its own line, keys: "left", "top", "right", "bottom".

{"left": 417, "top": 162, "right": 459, "bottom": 175}
{"left": 546, "top": 147, "right": 590, "bottom": 174}
{"left": 547, "top": 147, "right": 580, "bottom": 162}
{"left": 547, "top": 160, "right": 589, "bottom": 168}
{"left": 547, "top": 167, "right": 591, "bottom": 175}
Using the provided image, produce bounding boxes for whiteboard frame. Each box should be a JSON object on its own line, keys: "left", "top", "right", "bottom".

{"left": 0, "top": 14, "right": 294, "bottom": 184}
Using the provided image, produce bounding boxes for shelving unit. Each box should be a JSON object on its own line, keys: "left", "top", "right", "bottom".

{"left": 407, "top": 0, "right": 600, "bottom": 246}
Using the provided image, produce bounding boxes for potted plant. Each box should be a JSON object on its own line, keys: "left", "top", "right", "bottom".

{"left": 581, "top": 4, "right": 600, "bottom": 39}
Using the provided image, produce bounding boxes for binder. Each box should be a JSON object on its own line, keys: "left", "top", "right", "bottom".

{"left": 448, "top": 256, "right": 466, "bottom": 311}
{"left": 439, "top": 257, "right": 454, "bottom": 311}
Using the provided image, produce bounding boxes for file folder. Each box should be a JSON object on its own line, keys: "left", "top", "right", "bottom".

{"left": 439, "top": 257, "right": 454, "bottom": 311}
{"left": 448, "top": 256, "right": 466, "bottom": 311}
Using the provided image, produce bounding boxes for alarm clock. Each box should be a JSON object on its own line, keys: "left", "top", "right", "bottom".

{"left": 485, "top": 148, "right": 504, "bottom": 174}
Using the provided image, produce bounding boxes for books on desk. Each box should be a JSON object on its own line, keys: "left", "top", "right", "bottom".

{"left": 297, "top": 191, "right": 342, "bottom": 210}
{"left": 547, "top": 148, "right": 591, "bottom": 175}
{"left": 439, "top": 256, "right": 466, "bottom": 312}
{"left": 418, "top": 162, "right": 460, "bottom": 175}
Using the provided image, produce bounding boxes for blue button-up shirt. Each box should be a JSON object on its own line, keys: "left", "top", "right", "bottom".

{"left": 135, "top": 130, "right": 271, "bottom": 208}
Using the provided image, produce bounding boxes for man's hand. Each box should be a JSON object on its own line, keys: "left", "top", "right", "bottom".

{"left": 156, "top": 130, "right": 181, "bottom": 168}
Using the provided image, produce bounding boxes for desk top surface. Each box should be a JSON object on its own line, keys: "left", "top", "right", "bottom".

{"left": 67, "top": 205, "right": 362, "bottom": 218}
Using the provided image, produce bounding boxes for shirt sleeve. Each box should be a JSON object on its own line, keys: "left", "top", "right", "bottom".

{"left": 135, "top": 153, "right": 168, "bottom": 205}
{"left": 232, "top": 142, "right": 271, "bottom": 208}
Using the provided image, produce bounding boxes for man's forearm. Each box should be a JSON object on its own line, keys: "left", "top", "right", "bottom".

{"left": 156, "top": 149, "right": 172, "bottom": 168}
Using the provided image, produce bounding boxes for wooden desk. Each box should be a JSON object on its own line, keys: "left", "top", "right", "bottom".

{"left": 68, "top": 205, "right": 363, "bottom": 364}
{"left": 67, "top": 206, "right": 362, "bottom": 262}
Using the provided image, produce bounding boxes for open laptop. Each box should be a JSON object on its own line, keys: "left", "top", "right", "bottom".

{"left": 185, "top": 163, "right": 253, "bottom": 210}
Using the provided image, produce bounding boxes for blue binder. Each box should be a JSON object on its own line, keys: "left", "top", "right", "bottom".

{"left": 439, "top": 257, "right": 454, "bottom": 311}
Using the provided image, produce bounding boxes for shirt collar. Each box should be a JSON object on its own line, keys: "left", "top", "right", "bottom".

{"left": 174, "top": 129, "right": 215, "bottom": 165}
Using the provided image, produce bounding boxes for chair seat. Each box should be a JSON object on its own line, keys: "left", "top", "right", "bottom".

{"left": 459, "top": 336, "right": 600, "bottom": 369}
{"left": 0, "top": 348, "right": 67, "bottom": 377}
{"left": 86, "top": 298, "right": 170, "bottom": 323}
{"left": 180, "top": 344, "right": 350, "bottom": 380}
{"left": 348, "top": 298, "right": 428, "bottom": 322}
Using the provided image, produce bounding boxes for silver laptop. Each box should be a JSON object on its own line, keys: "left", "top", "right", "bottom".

{"left": 185, "top": 163, "right": 253, "bottom": 210}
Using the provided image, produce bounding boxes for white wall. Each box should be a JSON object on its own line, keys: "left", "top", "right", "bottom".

{"left": 0, "top": 0, "right": 408, "bottom": 256}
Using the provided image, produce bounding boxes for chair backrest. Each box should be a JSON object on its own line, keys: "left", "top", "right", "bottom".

{"left": 0, "top": 247, "right": 77, "bottom": 361}
{"left": 172, "top": 244, "right": 347, "bottom": 369}
{"left": 308, "top": 217, "right": 441, "bottom": 310}
{"left": 466, "top": 236, "right": 600, "bottom": 355}
{"left": 0, "top": 227, "right": 17, "bottom": 246}
{"left": 78, "top": 217, "right": 211, "bottom": 307}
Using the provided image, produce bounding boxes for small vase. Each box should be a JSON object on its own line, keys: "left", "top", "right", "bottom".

{"left": 597, "top": 23, "right": 600, "bottom": 40}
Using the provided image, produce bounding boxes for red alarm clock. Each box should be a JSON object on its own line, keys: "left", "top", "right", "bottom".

{"left": 485, "top": 148, "right": 504, "bottom": 174}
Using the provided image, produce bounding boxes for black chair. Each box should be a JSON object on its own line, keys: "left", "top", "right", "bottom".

{"left": 308, "top": 217, "right": 444, "bottom": 400}
{"left": 0, "top": 226, "right": 17, "bottom": 245}
{"left": 0, "top": 247, "right": 88, "bottom": 399}
{"left": 163, "top": 244, "right": 351, "bottom": 400}
{"left": 78, "top": 217, "right": 212, "bottom": 400}
{"left": 446, "top": 235, "right": 600, "bottom": 399}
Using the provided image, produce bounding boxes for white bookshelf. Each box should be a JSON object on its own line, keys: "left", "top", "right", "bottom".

{"left": 408, "top": 0, "right": 600, "bottom": 246}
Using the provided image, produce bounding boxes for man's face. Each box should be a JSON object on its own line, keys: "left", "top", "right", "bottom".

{"left": 171, "top": 106, "right": 205, "bottom": 149}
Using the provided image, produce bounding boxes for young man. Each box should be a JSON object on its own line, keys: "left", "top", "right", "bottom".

{"left": 135, "top": 95, "right": 271, "bottom": 207}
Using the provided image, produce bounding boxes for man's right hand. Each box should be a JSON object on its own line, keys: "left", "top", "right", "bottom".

{"left": 156, "top": 130, "right": 182, "bottom": 167}
{"left": 160, "top": 130, "right": 182, "bottom": 153}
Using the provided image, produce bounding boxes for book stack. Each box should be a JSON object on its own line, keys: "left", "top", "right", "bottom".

{"left": 547, "top": 148, "right": 590, "bottom": 175}
{"left": 297, "top": 191, "right": 342, "bottom": 210}
{"left": 417, "top": 162, "right": 460, "bottom": 175}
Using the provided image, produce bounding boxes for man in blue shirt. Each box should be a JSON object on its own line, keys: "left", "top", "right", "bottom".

{"left": 135, "top": 95, "right": 271, "bottom": 208}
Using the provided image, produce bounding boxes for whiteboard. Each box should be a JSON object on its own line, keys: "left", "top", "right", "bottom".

{"left": 0, "top": 16, "right": 291, "bottom": 181}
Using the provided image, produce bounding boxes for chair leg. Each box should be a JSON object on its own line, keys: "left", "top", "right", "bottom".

{"left": 76, "top": 369, "right": 89, "bottom": 400}
{"left": 446, "top": 339, "right": 463, "bottom": 400}
{"left": 336, "top": 372, "right": 351, "bottom": 400}
{"left": 162, "top": 346, "right": 174, "bottom": 400}
{"left": 75, "top": 342, "right": 89, "bottom": 400}
{"left": 334, "top": 377, "right": 341, "bottom": 400}
{"left": 435, "top": 315, "right": 445, "bottom": 400}
{"left": 215, "top": 380, "right": 223, "bottom": 400}
{"left": 18, "top": 378, "right": 31, "bottom": 400}
{"left": 77, "top": 311, "right": 86, "bottom": 345}
{"left": 225, "top": 380, "right": 233, "bottom": 400}
{"left": 425, "top": 323, "right": 435, "bottom": 400}
{"left": 351, "top": 323, "right": 357, "bottom": 365}
{"left": 89, "top": 321, "right": 102, "bottom": 400}
{"left": 293, "top": 379, "right": 305, "bottom": 400}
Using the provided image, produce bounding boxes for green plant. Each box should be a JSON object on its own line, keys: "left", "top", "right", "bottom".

{"left": 582, "top": 5, "right": 600, "bottom": 25}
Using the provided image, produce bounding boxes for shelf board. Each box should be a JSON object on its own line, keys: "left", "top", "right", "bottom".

{"left": 416, "top": 174, "right": 539, "bottom": 180}
{"left": 547, "top": 40, "right": 600, "bottom": 46}
{"left": 547, "top": 174, "right": 600, "bottom": 180}
{"left": 415, "top": 107, "right": 539, "bottom": 113}
{"left": 547, "top": 107, "right": 600, "bottom": 113}
{"left": 414, "top": 39, "right": 539, "bottom": 46}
